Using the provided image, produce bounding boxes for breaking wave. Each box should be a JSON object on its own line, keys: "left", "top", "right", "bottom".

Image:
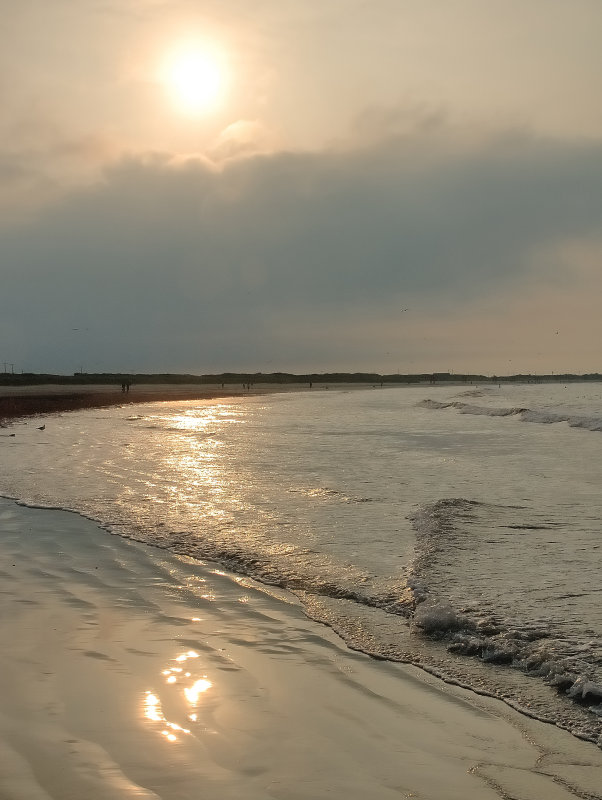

{"left": 404, "top": 498, "right": 602, "bottom": 742}
{"left": 419, "top": 399, "right": 602, "bottom": 432}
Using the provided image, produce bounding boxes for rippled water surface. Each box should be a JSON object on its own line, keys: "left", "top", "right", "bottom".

{"left": 1, "top": 382, "right": 601, "bottom": 743}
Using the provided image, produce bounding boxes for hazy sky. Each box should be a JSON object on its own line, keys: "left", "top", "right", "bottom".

{"left": 2, "top": 0, "right": 601, "bottom": 375}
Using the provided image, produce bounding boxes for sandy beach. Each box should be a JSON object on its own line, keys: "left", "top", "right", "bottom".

{"left": 0, "top": 384, "right": 248, "bottom": 424}
{"left": 0, "top": 381, "right": 391, "bottom": 425}
{"left": 1, "top": 497, "right": 601, "bottom": 799}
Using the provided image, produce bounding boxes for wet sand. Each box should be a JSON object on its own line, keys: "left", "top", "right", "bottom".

{"left": 1, "top": 497, "right": 601, "bottom": 799}
{"left": 0, "top": 384, "right": 247, "bottom": 424}
{"left": 0, "top": 381, "right": 382, "bottom": 424}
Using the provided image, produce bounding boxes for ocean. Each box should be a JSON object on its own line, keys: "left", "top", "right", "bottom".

{"left": 1, "top": 382, "right": 601, "bottom": 747}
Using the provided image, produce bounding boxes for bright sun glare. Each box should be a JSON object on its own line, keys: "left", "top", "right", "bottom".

{"left": 160, "top": 44, "right": 225, "bottom": 115}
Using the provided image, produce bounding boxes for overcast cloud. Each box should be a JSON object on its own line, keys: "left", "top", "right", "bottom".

{"left": 1, "top": 1, "right": 601, "bottom": 374}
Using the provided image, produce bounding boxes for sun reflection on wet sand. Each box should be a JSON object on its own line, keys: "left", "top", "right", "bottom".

{"left": 144, "top": 692, "right": 163, "bottom": 722}
{"left": 143, "top": 650, "right": 213, "bottom": 742}
{"left": 176, "top": 650, "right": 200, "bottom": 663}
{"left": 184, "top": 678, "right": 212, "bottom": 704}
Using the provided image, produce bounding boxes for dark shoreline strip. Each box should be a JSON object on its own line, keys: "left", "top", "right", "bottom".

{"left": 0, "top": 389, "right": 238, "bottom": 424}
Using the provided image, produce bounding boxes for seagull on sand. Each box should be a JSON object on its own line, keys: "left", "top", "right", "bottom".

{"left": 37, "top": 424, "right": 45, "bottom": 431}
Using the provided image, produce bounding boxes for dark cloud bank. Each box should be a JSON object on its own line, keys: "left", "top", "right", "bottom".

{"left": 3, "top": 131, "right": 602, "bottom": 372}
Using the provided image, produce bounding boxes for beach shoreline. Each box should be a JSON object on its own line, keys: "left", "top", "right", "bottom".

{"left": 0, "top": 384, "right": 241, "bottom": 424}
{"left": 3, "top": 385, "right": 602, "bottom": 798}
{"left": 2, "top": 496, "right": 601, "bottom": 799}
{"left": 0, "top": 381, "right": 393, "bottom": 424}
{"left": 4, "top": 376, "right": 584, "bottom": 425}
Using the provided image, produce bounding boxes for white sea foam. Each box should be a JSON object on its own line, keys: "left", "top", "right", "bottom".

{"left": 419, "top": 397, "right": 602, "bottom": 432}
{"left": 404, "top": 493, "right": 602, "bottom": 740}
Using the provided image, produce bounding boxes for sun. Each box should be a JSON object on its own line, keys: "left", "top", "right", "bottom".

{"left": 160, "top": 44, "right": 225, "bottom": 115}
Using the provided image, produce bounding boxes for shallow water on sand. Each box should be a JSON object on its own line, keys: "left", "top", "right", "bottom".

{"left": 2, "top": 498, "right": 601, "bottom": 800}
{"left": 1, "top": 382, "right": 601, "bottom": 745}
